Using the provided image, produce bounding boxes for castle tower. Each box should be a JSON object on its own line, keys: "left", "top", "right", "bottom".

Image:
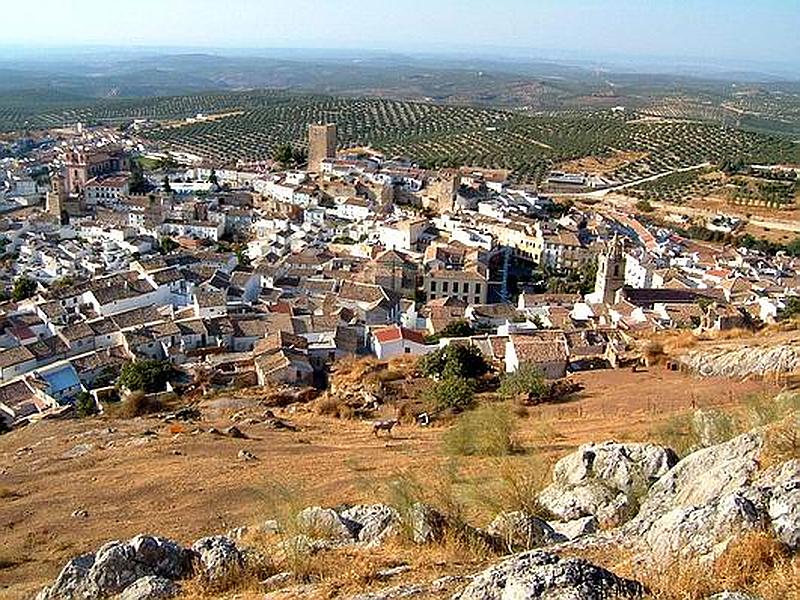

{"left": 593, "top": 234, "right": 626, "bottom": 305}
{"left": 307, "top": 123, "right": 337, "bottom": 173}
{"left": 46, "top": 175, "right": 66, "bottom": 225}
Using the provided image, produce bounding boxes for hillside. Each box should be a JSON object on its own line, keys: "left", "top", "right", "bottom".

{"left": 1, "top": 361, "right": 791, "bottom": 600}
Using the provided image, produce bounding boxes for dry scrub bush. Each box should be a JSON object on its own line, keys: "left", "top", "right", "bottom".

{"left": 313, "top": 394, "right": 354, "bottom": 419}
{"left": 583, "top": 533, "right": 796, "bottom": 600}
{"left": 107, "top": 391, "right": 167, "bottom": 418}
{"left": 443, "top": 403, "right": 517, "bottom": 456}
{"left": 465, "top": 454, "right": 554, "bottom": 522}
{"left": 649, "top": 413, "right": 699, "bottom": 457}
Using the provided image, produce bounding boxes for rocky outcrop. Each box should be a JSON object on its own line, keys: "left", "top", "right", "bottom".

{"left": 547, "top": 516, "right": 598, "bottom": 541}
{"left": 296, "top": 506, "right": 361, "bottom": 540}
{"left": 453, "top": 550, "right": 643, "bottom": 600}
{"left": 406, "top": 503, "right": 447, "bottom": 544}
{"left": 625, "top": 429, "right": 800, "bottom": 562}
{"left": 340, "top": 504, "right": 401, "bottom": 544}
{"left": 486, "top": 511, "right": 563, "bottom": 552}
{"left": 118, "top": 576, "right": 180, "bottom": 600}
{"left": 681, "top": 344, "right": 800, "bottom": 378}
{"left": 191, "top": 536, "right": 244, "bottom": 584}
{"left": 537, "top": 441, "right": 678, "bottom": 526}
{"left": 37, "top": 535, "right": 192, "bottom": 600}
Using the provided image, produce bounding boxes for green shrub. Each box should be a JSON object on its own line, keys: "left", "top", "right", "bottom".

{"left": 419, "top": 344, "right": 490, "bottom": 380}
{"left": 498, "top": 364, "right": 547, "bottom": 400}
{"left": 425, "top": 376, "right": 476, "bottom": 412}
{"left": 75, "top": 392, "right": 98, "bottom": 418}
{"left": 443, "top": 404, "right": 516, "bottom": 456}
{"left": 118, "top": 359, "right": 173, "bottom": 393}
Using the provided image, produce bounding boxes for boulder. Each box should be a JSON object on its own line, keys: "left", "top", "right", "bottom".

{"left": 486, "top": 511, "right": 562, "bottom": 551}
{"left": 538, "top": 480, "right": 624, "bottom": 524}
{"left": 119, "top": 576, "right": 180, "bottom": 600}
{"left": 538, "top": 442, "right": 677, "bottom": 525}
{"left": 191, "top": 536, "right": 244, "bottom": 584}
{"left": 454, "top": 550, "right": 643, "bottom": 600}
{"left": 547, "top": 516, "right": 598, "bottom": 541}
{"left": 340, "top": 504, "right": 401, "bottom": 544}
{"left": 625, "top": 430, "right": 800, "bottom": 563}
{"left": 406, "top": 503, "right": 446, "bottom": 544}
{"left": 37, "top": 535, "right": 191, "bottom": 600}
{"left": 642, "top": 492, "right": 765, "bottom": 563}
{"left": 297, "top": 507, "right": 360, "bottom": 540}
{"left": 629, "top": 431, "right": 764, "bottom": 534}
{"left": 36, "top": 553, "right": 95, "bottom": 600}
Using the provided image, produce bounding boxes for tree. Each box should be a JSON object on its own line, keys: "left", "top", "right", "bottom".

{"left": 438, "top": 320, "right": 476, "bottom": 339}
{"left": 424, "top": 376, "right": 475, "bottom": 412}
{"left": 418, "top": 344, "right": 490, "bottom": 380}
{"left": 498, "top": 364, "right": 547, "bottom": 400}
{"left": 635, "top": 199, "right": 654, "bottom": 213}
{"left": 274, "top": 143, "right": 295, "bottom": 165}
{"left": 12, "top": 276, "right": 37, "bottom": 301}
{"left": 780, "top": 297, "right": 800, "bottom": 320}
{"left": 235, "top": 248, "right": 251, "bottom": 270}
{"left": 162, "top": 176, "right": 172, "bottom": 194}
{"left": 118, "top": 360, "right": 173, "bottom": 393}
{"left": 209, "top": 169, "right": 219, "bottom": 187}
{"left": 75, "top": 392, "right": 98, "bottom": 417}
{"left": 128, "top": 162, "right": 148, "bottom": 195}
{"left": 159, "top": 237, "right": 179, "bottom": 254}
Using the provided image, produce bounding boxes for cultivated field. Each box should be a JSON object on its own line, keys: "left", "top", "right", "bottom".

{"left": 1, "top": 91, "right": 798, "bottom": 184}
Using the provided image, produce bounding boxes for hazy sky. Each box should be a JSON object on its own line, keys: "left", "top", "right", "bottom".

{"left": 3, "top": 0, "right": 798, "bottom": 63}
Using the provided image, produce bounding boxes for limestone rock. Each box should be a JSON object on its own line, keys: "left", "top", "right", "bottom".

{"left": 486, "top": 511, "right": 562, "bottom": 551}
{"left": 406, "top": 503, "right": 446, "bottom": 544}
{"left": 630, "top": 431, "right": 763, "bottom": 533}
{"left": 191, "top": 536, "right": 244, "bottom": 584}
{"left": 642, "top": 492, "right": 765, "bottom": 563}
{"left": 454, "top": 550, "right": 643, "bottom": 600}
{"left": 547, "top": 516, "right": 598, "bottom": 541}
{"left": 119, "top": 576, "right": 180, "bottom": 600}
{"left": 296, "top": 506, "right": 359, "bottom": 540}
{"left": 340, "top": 504, "right": 401, "bottom": 544}
{"left": 538, "top": 442, "right": 677, "bottom": 525}
{"left": 37, "top": 535, "right": 191, "bottom": 600}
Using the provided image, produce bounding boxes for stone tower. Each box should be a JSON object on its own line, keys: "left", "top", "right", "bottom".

{"left": 46, "top": 175, "right": 66, "bottom": 225}
{"left": 307, "top": 123, "right": 337, "bottom": 173}
{"left": 593, "top": 234, "right": 626, "bottom": 305}
{"left": 423, "top": 169, "right": 459, "bottom": 213}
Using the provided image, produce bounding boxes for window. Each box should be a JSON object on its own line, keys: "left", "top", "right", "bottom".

{"left": 430, "top": 281, "right": 437, "bottom": 292}
{"left": 404, "top": 347, "right": 411, "bottom": 354}
{"left": 442, "top": 281, "right": 449, "bottom": 293}
{"left": 452, "top": 282, "right": 459, "bottom": 294}
{"left": 475, "top": 283, "right": 482, "bottom": 294}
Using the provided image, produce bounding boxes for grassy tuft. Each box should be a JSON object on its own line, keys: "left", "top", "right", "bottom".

{"left": 443, "top": 404, "right": 517, "bottom": 457}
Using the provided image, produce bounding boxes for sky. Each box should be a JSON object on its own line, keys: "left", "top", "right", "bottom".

{"left": 2, "top": 0, "right": 798, "bottom": 65}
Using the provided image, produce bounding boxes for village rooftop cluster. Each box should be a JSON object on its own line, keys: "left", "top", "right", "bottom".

{"left": 0, "top": 122, "right": 798, "bottom": 428}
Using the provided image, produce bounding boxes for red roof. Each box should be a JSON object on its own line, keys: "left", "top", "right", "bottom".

{"left": 373, "top": 325, "right": 427, "bottom": 345}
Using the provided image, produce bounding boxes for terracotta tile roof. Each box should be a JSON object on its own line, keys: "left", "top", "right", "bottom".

{"left": 373, "top": 325, "right": 427, "bottom": 345}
